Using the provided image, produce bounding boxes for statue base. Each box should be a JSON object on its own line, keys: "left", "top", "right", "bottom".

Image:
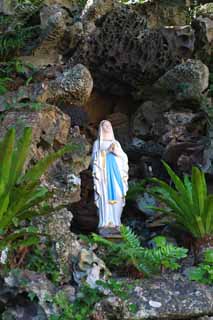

{"left": 98, "top": 226, "right": 122, "bottom": 240}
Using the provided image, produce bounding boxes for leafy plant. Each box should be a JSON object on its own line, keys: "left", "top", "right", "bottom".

{"left": 50, "top": 278, "right": 137, "bottom": 320}
{"left": 0, "top": 127, "right": 77, "bottom": 252}
{"left": 25, "top": 243, "right": 60, "bottom": 284}
{"left": 120, "top": 0, "right": 145, "bottom": 3}
{"left": 91, "top": 225, "right": 187, "bottom": 276}
{"left": 126, "top": 180, "right": 146, "bottom": 201}
{"left": 0, "top": 59, "right": 36, "bottom": 77}
{"left": 209, "top": 73, "right": 213, "bottom": 97}
{"left": 0, "top": 24, "right": 39, "bottom": 60}
{"left": 2, "top": 101, "right": 46, "bottom": 112}
{"left": 188, "top": 248, "right": 213, "bottom": 285}
{"left": 0, "top": 77, "right": 13, "bottom": 95}
{"left": 149, "top": 161, "right": 213, "bottom": 239}
{"left": 77, "top": 0, "right": 87, "bottom": 9}
{"left": 49, "top": 285, "right": 105, "bottom": 320}
{"left": 0, "top": 3, "right": 41, "bottom": 61}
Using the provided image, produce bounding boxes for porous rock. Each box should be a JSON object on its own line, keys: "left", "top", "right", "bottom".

{"left": 154, "top": 59, "right": 209, "bottom": 102}
{"left": 19, "top": 4, "right": 70, "bottom": 66}
{"left": 133, "top": 0, "right": 190, "bottom": 28}
{"left": 192, "top": 3, "right": 213, "bottom": 61}
{"left": 131, "top": 100, "right": 171, "bottom": 139}
{"left": 72, "top": 5, "right": 195, "bottom": 94}
{"left": 4, "top": 269, "right": 57, "bottom": 317}
{"left": 106, "top": 112, "right": 130, "bottom": 149}
{"left": 34, "top": 208, "right": 77, "bottom": 282}
{"left": 73, "top": 247, "right": 111, "bottom": 288}
{"left": 0, "top": 64, "right": 93, "bottom": 110}
{"left": 92, "top": 273, "right": 213, "bottom": 320}
{"left": 162, "top": 110, "right": 208, "bottom": 172}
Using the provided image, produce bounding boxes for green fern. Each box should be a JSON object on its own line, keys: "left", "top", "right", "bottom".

{"left": 92, "top": 225, "right": 187, "bottom": 276}
{"left": 0, "top": 1, "right": 42, "bottom": 61}
{"left": 120, "top": 225, "right": 141, "bottom": 249}
{"left": 0, "top": 25, "right": 39, "bottom": 59}
{"left": 188, "top": 248, "right": 213, "bottom": 285}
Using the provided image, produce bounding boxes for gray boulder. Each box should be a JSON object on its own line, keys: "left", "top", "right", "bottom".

{"left": 93, "top": 273, "right": 213, "bottom": 319}
{"left": 154, "top": 59, "right": 209, "bottom": 102}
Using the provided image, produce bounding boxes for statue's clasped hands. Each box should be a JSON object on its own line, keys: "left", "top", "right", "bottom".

{"left": 108, "top": 143, "right": 119, "bottom": 155}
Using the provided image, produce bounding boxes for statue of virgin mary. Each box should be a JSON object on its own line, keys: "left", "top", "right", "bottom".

{"left": 91, "top": 120, "right": 129, "bottom": 233}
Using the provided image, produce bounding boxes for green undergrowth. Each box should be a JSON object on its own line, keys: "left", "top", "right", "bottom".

{"left": 49, "top": 279, "right": 137, "bottom": 320}
{"left": 82, "top": 225, "right": 188, "bottom": 277}
{"left": 188, "top": 248, "right": 213, "bottom": 285}
{"left": 25, "top": 242, "right": 61, "bottom": 285}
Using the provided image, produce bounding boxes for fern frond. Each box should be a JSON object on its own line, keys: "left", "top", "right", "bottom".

{"left": 120, "top": 225, "right": 141, "bottom": 249}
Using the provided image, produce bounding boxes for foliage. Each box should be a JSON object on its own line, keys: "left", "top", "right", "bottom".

{"left": 126, "top": 180, "right": 146, "bottom": 201}
{"left": 209, "top": 73, "right": 213, "bottom": 97}
{"left": 3, "top": 101, "right": 46, "bottom": 112}
{"left": 188, "top": 248, "right": 213, "bottom": 285}
{"left": 186, "top": 1, "right": 200, "bottom": 23}
{"left": 25, "top": 243, "right": 60, "bottom": 284}
{"left": 201, "top": 95, "right": 213, "bottom": 127}
{"left": 96, "top": 278, "right": 137, "bottom": 313}
{"left": 0, "top": 127, "right": 77, "bottom": 252}
{"left": 77, "top": 0, "right": 87, "bottom": 9}
{"left": 91, "top": 225, "right": 187, "bottom": 276}
{"left": 0, "top": 77, "right": 13, "bottom": 95}
{"left": 0, "top": 2, "right": 41, "bottom": 61}
{"left": 149, "top": 161, "right": 213, "bottom": 239}
{"left": 0, "top": 59, "right": 36, "bottom": 77}
{"left": 17, "top": 0, "right": 43, "bottom": 5}
{"left": 49, "top": 278, "right": 137, "bottom": 320}
{"left": 120, "top": 0, "right": 145, "bottom": 3}
{"left": 0, "top": 19, "right": 40, "bottom": 60}
{"left": 49, "top": 284, "right": 105, "bottom": 320}
{"left": 0, "top": 60, "right": 36, "bottom": 93}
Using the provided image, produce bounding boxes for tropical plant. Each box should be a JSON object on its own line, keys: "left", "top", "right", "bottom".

{"left": 0, "top": 77, "right": 13, "bottom": 95}
{"left": 0, "top": 59, "right": 36, "bottom": 77}
{"left": 25, "top": 242, "right": 60, "bottom": 284}
{"left": 188, "top": 248, "right": 213, "bottom": 285}
{"left": 91, "top": 225, "right": 187, "bottom": 276}
{"left": 49, "top": 284, "right": 105, "bottom": 320}
{"left": 126, "top": 180, "right": 146, "bottom": 201}
{"left": 49, "top": 279, "right": 137, "bottom": 320}
{"left": 149, "top": 161, "right": 213, "bottom": 244}
{"left": 0, "top": 127, "right": 77, "bottom": 252}
{"left": 0, "top": 5, "right": 41, "bottom": 61}
{"left": 0, "top": 23, "right": 39, "bottom": 60}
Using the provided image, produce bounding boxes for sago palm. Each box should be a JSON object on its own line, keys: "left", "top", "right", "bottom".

{"left": 0, "top": 127, "right": 76, "bottom": 250}
{"left": 149, "top": 161, "right": 213, "bottom": 259}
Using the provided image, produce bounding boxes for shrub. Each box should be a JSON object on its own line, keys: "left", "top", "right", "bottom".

{"left": 91, "top": 225, "right": 187, "bottom": 276}
{"left": 0, "top": 127, "right": 76, "bottom": 252}
{"left": 188, "top": 248, "right": 213, "bottom": 285}
{"left": 149, "top": 161, "right": 213, "bottom": 240}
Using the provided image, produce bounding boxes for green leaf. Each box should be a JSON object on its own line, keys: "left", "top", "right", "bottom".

{"left": 0, "top": 194, "right": 9, "bottom": 221}
{"left": 10, "top": 127, "right": 32, "bottom": 187}
{"left": 162, "top": 161, "right": 191, "bottom": 204}
{"left": 204, "top": 249, "right": 213, "bottom": 264}
{"left": 21, "top": 144, "right": 78, "bottom": 184}
{"left": 0, "top": 128, "right": 15, "bottom": 188}
{"left": 13, "top": 236, "right": 39, "bottom": 248}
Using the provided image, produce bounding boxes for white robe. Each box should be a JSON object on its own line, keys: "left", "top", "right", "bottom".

{"left": 91, "top": 139, "right": 128, "bottom": 228}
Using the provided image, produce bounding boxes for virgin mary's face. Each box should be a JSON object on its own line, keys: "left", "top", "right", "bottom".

{"left": 101, "top": 121, "right": 112, "bottom": 134}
